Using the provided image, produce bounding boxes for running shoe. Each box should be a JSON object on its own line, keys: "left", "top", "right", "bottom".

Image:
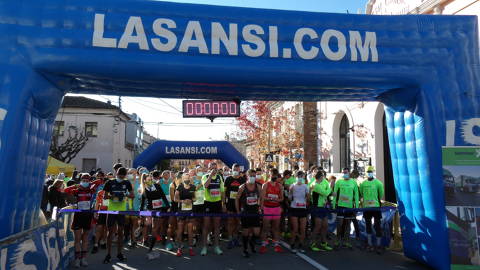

{"left": 74, "top": 259, "right": 81, "bottom": 268}
{"left": 242, "top": 250, "right": 250, "bottom": 258}
{"left": 200, "top": 246, "right": 208, "bottom": 256}
{"left": 298, "top": 244, "right": 306, "bottom": 253}
{"left": 189, "top": 247, "right": 195, "bottom": 256}
{"left": 102, "top": 254, "right": 111, "bottom": 264}
{"left": 259, "top": 245, "right": 267, "bottom": 254}
{"left": 91, "top": 245, "right": 98, "bottom": 254}
{"left": 176, "top": 248, "right": 183, "bottom": 257}
{"left": 310, "top": 243, "right": 321, "bottom": 252}
{"left": 165, "top": 242, "right": 174, "bottom": 251}
{"left": 214, "top": 246, "right": 223, "bottom": 255}
{"left": 274, "top": 245, "right": 283, "bottom": 253}
{"left": 320, "top": 242, "right": 333, "bottom": 251}
{"left": 80, "top": 258, "right": 88, "bottom": 267}
{"left": 344, "top": 242, "right": 353, "bottom": 249}
{"left": 117, "top": 253, "right": 126, "bottom": 262}
{"left": 227, "top": 240, "right": 235, "bottom": 249}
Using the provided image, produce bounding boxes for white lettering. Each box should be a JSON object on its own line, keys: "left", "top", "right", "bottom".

{"left": 179, "top": 21, "right": 209, "bottom": 54}
{"left": 211, "top": 22, "right": 238, "bottom": 55}
{"left": 268, "top": 26, "right": 278, "bottom": 58}
{"left": 151, "top": 18, "right": 177, "bottom": 52}
{"left": 92, "top": 13, "right": 117, "bottom": 48}
{"left": 349, "top": 31, "right": 378, "bottom": 62}
{"left": 321, "top": 29, "right": 347, "bottom": 61}
{"left": 446, "top": 120, "right": 455, "bottom": 146}
{"left": 118, "top": 16, "right": 149, "bottom": 50}
{"left": 211, "top": 147, "right": 218, "bottom": 154}
{"left": 294, "top": 28, "right": 319, "bottom": 60}
{"left": 242, "top": 24, "right": 265, "bottom": 57}
{"left": 461, "top": 118, "right": 480, "bottom": 145}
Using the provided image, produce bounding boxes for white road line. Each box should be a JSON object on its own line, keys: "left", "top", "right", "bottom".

{"left": 279, "top": 241, "right": 329, "bottom": 270}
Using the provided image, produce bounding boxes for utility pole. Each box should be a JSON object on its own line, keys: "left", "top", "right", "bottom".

{"left": 118, "top": 96, "right": 122, "bottom": 110}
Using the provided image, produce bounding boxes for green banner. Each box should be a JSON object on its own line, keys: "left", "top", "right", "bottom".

{"left": 442, "top": 147, "right": 480, "bottom": 166}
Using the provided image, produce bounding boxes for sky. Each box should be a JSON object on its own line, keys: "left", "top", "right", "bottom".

{"left": 69, "top": 0, "right": 368, "bottom": 141}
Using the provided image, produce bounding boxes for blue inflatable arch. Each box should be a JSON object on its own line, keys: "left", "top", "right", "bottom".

{"left": 0, "top": 1, "right": 479, "bottom": 269}
{"left": 133, "top": 140, "right": 249, "bottom": 170}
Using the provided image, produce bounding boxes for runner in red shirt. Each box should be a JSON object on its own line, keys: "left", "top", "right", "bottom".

{"left": 63, "top": 173, "right": 100, "bottom": 268}
{"left": 259, "top": 170, "right": 284, "bottom": 254}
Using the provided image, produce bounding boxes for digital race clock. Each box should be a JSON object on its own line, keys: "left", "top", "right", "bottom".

{"left": 182, "top": 100, "right": 240, "bottom": 118}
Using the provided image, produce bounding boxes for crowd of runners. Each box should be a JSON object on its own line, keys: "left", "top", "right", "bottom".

{"left": 42, "top": 161, "right": 385, "bottom": 268}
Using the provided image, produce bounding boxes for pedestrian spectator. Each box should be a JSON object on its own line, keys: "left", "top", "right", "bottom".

{"left": 48, "top": 179, "right": 67, "bottom": 210}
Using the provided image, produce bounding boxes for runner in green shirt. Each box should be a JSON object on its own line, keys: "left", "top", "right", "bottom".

{"left": 360, "top": 166, "right": 385, "bottom": 253}
{"left": 200, "top": 162, "right": 225, "bottom": 256}
{"left": 333, "top": 168, "right": 359, "bottom": 249}
{"left": 309, "top": 171, "right": 333, "bottom": 251}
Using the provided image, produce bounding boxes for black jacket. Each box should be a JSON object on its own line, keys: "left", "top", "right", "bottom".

{"left": 48, "top": 186, "right": 67, "bottom": 209}
{"left": 140, "top": 183, "right": 170, "bottom": 211}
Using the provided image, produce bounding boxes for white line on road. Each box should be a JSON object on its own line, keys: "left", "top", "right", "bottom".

{"left": 279, "top": 241, "right": 329, "bottom": 270}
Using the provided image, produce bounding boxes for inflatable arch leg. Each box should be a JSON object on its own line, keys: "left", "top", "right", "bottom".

{"left": 0, "top": 65, "right": 64, "bottom": 238}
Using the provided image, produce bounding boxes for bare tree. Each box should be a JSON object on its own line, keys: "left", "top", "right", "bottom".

{"left": 50, "top": 126, "right": 89, "bottom": 163}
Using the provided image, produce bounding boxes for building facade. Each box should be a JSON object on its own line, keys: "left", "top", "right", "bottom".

{"left": 53, "top": 96, "right": 148, "bottom": 172}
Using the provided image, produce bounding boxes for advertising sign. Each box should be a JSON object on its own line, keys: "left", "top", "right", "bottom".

{"left": 443, "top": 147, "right": 480, "bottom": 269}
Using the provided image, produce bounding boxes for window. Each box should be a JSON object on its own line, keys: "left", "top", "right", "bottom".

{"left": 339, "top": 114, "right": 351, "bottom": 170}
{"left": 85, "top": 122, "right": 98, "bottom": 137}
{"left": 82, "top": 158, "right": 97, "bottom": 172}
{"left": 53, "top": 121, "right": 64, "bottom": 136}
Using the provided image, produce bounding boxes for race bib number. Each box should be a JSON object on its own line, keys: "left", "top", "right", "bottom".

{"left": 267, "top": 193, "right": 278, "bottom": 201}
{"left": 182, "top": 201, "right": 193, "bottom": 211}
{"left": 78, "top": 201, "right": 90, "bottom": 210}
{"left": 102, "top": 200, "right": 109, "bottom": 207}
{"left": 339, "top": 194, "right": 351, "bottom": 203}
{"left": 365, "top": 199, "right": 376, "bottom": 207}
{"left": 229, "top": 191, "right": 238, "bottom": 200}
{"left": 246, "top": 196, "right": 258, "bottom": 205}
{"left": 152, "top": 199, "right": 163, "bottom": 209}
{"left": 295, "top": 202, "right": 307, "bottom": 208}
{"left": 195, "top": 190, "right": 205, "bottom": 205}
{"left": 210, "top": 189, "right": 221, "bottom": 198}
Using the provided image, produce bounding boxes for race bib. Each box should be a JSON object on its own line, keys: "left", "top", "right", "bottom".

{"left": 246, "top": 196, "right": 258, "bottom": 205}
{"left": 182, "top": 201, "right": 193, "bottom": 211}
{"left": 102, "top": 199, "right": 109, "bottom": 207}
{"left": 229, "top": 191, "right": 238, "bottom": 200}
{"left": 365, "top": 199, "right": 376, "bottom": 207}
{"left": 194, "top": 190, "right": 205, "bottom": 205}
{"left": 267, "top": 193, "right": 278, "bottom": 201}
{"left": 152, "top": 199, "right": 163, "bottom": 209}
{"left": 295, "top": 202, "right": 306, "bottom": 208}
{"left": 339, "top": 194, "right": 351, "bottom": 203}
{"left": 210, "top": 189, "right": 221, "bottom": 198}
{"left": 78, "top": 201, "right": 90, "bottom": 210}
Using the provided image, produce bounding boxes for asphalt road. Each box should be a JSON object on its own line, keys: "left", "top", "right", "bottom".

{"left": 72, "top": 242, "right": 433, "bottom": 270}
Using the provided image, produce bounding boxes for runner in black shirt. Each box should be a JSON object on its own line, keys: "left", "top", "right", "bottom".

{"left": 224, "top": 163, "right": 245, "bottom": 249}
{"left": 174, "top": 174, "right": 196, "bottom": 257}
{"left": 236, "top": 169, "right": 262, "bottom": 257}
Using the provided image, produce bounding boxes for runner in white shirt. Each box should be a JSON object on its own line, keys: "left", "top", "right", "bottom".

{"left": 288, "top": 171, "right": 310, "bottom": 253}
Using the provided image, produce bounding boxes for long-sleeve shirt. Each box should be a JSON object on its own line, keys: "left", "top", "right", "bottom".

{"left": 333, "top": 178, "right": 359, "bottom": 208}
{"left": 310, "top": 179, "right": 332, "bottom": 207}
{"left": 359, "top": 179, "right": 384, "bottom": 207}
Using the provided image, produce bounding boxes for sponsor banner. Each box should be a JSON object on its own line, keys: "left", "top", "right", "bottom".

{"left": 0, "top": 214, "right": 74, "bottom": 270}
{"left": 443, "top": 147, "right": 480, "bottom": 269}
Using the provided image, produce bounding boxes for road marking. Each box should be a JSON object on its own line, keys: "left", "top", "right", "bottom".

{"left": 279, "top": 241, "right": 329, "bottom": 270}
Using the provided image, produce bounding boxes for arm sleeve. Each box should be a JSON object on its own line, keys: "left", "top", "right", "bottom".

{"left": 354, "top": 184, "right": 359, "bottom": 208}
{"left": 377, "top": 181, "right": 385, "bottom": 201}
{"left": 63, "top": 186, "right": 77, "bottom": 195}
{"left": 333, "top": 182, "right": 339, "bottom": 208}
{"left": 319, "top": 181, "right": 331, "bottom": 197}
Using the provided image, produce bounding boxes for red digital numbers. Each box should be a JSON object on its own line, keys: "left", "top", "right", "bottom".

{"left": 183, "top": 100, "right": 240, "bottom": 118}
